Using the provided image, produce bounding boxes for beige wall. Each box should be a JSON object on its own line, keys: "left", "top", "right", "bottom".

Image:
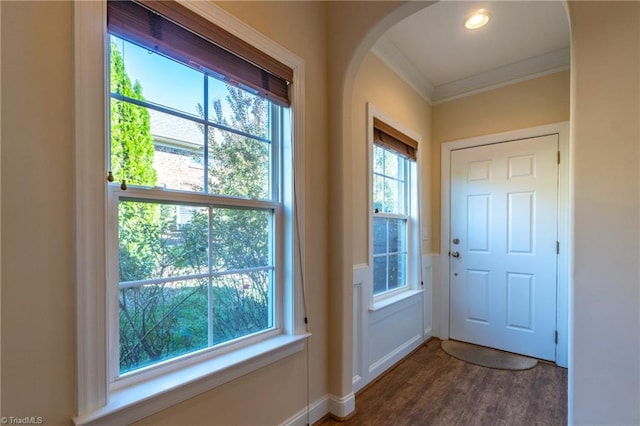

{"left": 431, "top": 70, "right": 570, "bottom": 250}
{"left": 568, "top": 2, "right": 640, "bottom": 423}
{"left": 1, "top": 2, "right": 75, "bottom": 424}
{"left": 351, "top": 52, "right": 432, "bottom": 265}
{"left": 432, "top": 71, "right": 570, "bottom": 144}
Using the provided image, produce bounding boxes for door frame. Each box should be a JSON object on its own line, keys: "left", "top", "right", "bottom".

{"left": 439, "top": 122, "right": 569, "bottom": 367}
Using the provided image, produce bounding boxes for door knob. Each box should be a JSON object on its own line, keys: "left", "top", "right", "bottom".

{"left": 451, "top": 251, "right": 461, "bottom": 258}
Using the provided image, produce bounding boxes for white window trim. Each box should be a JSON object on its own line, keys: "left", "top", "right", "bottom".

{"left": 73, "top": 2, "right": 306, "bottom": 425}
{"left": 366, "top": 103, "right": 422, "bottom": 311}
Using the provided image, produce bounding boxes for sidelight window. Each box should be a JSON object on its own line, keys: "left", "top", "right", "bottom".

{"left": 370, "top": 114, "right": 419, "bottom": 298}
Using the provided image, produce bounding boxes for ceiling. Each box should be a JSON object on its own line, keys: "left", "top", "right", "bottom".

{"left": 372, "top": 1, "right": 570, "bottom": 104}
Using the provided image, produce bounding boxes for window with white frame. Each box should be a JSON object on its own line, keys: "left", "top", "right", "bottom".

{"left": 73, "top": 2, "right": 305, "bottom": 422}
{"left": 107, "top": 0, "right": 294, "bottom": 381}
{"left": 371, "top": 116, "right": 419, "bottom": 297}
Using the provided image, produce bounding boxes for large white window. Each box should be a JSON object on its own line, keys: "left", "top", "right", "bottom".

{"left": 74, "top": 2, "right": 305, "bottom": 423}
{"left": 369, "top": 108, "right": 421, "bottom": 303}
{"left": 108, "top": 31, "right": 283, "bottom": 378}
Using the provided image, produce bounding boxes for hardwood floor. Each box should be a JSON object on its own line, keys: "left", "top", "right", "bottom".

{"left": 315, "top": 338, "right": 567, "bottom": 426}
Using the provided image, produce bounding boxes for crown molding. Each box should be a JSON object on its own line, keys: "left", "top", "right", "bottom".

{"left": 371, "top": 35, "right": 434, "bottom": 104}
{"left": 432, "top": 47, "right": 570, "bottom": 103}
{"left": 371, "top": 38, "right": 570, "bottom": 105}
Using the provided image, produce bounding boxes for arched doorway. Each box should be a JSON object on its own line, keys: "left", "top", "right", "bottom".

{"left": 328, "top": 0, "right": 572, "bottom": 418}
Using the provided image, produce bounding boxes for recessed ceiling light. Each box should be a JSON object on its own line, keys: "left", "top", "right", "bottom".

{"left": 465, "top": 9, "right": 490, "bottom": 30}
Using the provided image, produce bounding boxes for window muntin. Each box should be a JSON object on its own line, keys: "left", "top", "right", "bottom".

{"left": 109, "top": 32, "right": 282, "bottom": 378}
{"left": 372, "top": 144, "right": 411, "bottom": 295}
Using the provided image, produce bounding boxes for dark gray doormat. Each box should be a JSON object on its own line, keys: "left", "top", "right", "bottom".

{"left": 441, "top": 340, "right": 538, "bottom": 370}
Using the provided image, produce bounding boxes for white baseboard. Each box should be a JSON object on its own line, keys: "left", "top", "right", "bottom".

{"left": 281, "top": 395, "right": 329, "bottom": 426}
{"left": 328, "top": 392, "right": 355, "bottom": 418}
{"left": 281, "top": 393, "right": 356, "bottom": 426}
{"left": 424, "top": 326, "right": 433, "bottom": 338}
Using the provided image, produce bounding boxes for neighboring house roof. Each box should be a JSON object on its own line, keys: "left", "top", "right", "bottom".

{"left": 148, "top": 108, "right": 204, "bottom": 149}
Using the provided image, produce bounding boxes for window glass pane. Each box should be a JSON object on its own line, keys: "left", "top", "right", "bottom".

{"left": 211, "top": 207, "right": 271, "bottom": 271}
{"left": 372, "top": 146, "right": 407, "bottom": 215}
{"left": 399, "top": 253, "right": 407, "bottom": 288}
{"left": 208, "top": 127, "right": 270, "bottom": 199}
{"left": 388, "top": 218, "right": 406, "bottom": 253}
{"left": 373, "top": 175, "right": 384, "bottom": 212}
{"left": 212, "top": 270, "right": 273, "bottom": 345}
{"left": 110, "top": 36, "right": 203, "bottom": 117}
{"left": 119, "top": 201, "right": 209, "bottom": 282}
{"left": 208, "top": 78, "right": 269, "bottom": 139}
{"left": 373, "top": 145, "right": 384, "bottom": 174}
{"left": 373, "top": 256, "right": 387, "bottom": 294}
{"left": 384, "top": 148, "right": 399, "bottom": 179}
{"left": 120, "top": 278, "right": 209, "bottom": 374}
{"left": 150, "top": 109, "right": 206, "bottom": 191}
{"left": 110, "top": 99, "right": 158, "bottom": 187}
{"left": 387, "top": 254, "right": 406, "bottom": 290}
{"left": 373, "top": 217, "right": 388, "bottom": 255}
{"left": 382, "top": 176, "right": 400, "bottom": 214}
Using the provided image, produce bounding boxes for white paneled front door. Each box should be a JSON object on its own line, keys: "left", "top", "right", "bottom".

{"left": 449, "top": 135, "right": 558, "bottom": 361}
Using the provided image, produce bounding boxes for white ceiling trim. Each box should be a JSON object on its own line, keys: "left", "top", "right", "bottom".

{"left": 371, "top": 35, "right": 434, "bottom": 104}
{"left": 432, "top": 47, "right": 570, "bottom": 103}
{"left": 432, "top": 65, "right": 569, "bottom": 105}
{"left": 372, "top": 39, "right": 569, "bottom": 105}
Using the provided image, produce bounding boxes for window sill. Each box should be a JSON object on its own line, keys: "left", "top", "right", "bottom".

{"left": 369, "top": 289, "right": 423, "bottom": 312}
{"left": 73, "top": 333, "right": 309, "bottom": 426}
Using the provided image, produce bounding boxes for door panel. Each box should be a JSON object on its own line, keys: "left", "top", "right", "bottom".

{"left": 449, "top": 135, "right": 558, "bottom": 361}
{"left": 466, "top": 269, "right": 490, "bottom": 323}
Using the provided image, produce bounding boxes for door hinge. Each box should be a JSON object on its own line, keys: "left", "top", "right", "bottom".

{"left": 557, "top": 151, "right": 560, "bottom": 164}
{"left": 556, "top": 241, "right": 560, "bottom": 254}
{"left": 555, "top": 330, "right": 558, "bottom": 344}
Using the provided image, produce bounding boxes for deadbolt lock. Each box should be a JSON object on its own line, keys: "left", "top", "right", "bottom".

{"left": 452, "top": 238, "right": 460, "bottom": 245}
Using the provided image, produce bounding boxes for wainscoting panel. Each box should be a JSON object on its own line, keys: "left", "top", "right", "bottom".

{"left": 352, "top": 259, "right": 433, "bottom": 393}
{"left": 368, "top": 295, "right": 422, "bottom": 378}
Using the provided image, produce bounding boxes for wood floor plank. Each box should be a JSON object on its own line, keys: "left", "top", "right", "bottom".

{"left": 315, "top": 339, "right": 567, "bottom": 426}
